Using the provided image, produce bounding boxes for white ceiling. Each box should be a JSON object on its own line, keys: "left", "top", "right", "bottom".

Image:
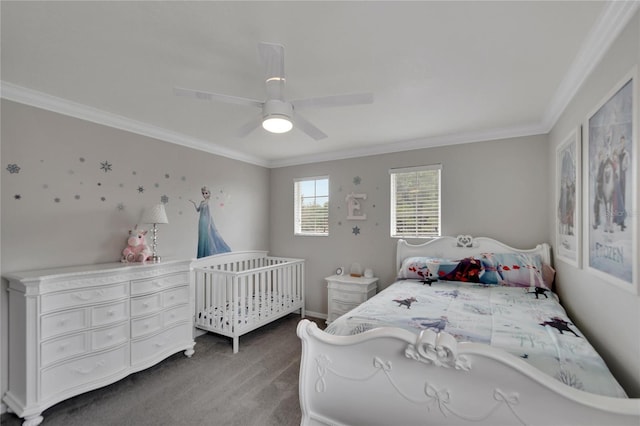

{"left": 1, "top": 1, "right": 637, "bottom": 168}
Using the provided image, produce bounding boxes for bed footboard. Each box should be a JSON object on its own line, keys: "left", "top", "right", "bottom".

{"left": 297, "top": 319, "right": 640, "bottom": 426}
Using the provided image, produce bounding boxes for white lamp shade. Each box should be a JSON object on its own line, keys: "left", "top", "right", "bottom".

{"left": 262, "top": 115, "right": 293, "bottom": 133}
{"left": 142, "top": 204, "right": 169, "bottom": 224}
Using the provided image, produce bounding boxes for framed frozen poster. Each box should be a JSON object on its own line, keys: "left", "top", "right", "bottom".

{"left": 584, "top": 68, "right": 637, "bottom": 293}
{"left": 555, "top": 127, "right": 581, "bottom": 267}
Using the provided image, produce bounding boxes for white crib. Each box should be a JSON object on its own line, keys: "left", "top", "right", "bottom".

{"left": 192, "top": 251, "right": 305, "bottom": 353}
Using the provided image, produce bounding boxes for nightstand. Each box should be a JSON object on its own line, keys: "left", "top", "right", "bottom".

{"left": 325, "top": 274, "right": 378, "bottom": 324}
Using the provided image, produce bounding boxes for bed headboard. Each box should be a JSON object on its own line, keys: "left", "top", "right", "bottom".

{"left": 396, "top": 235, "right": 551, "bottom": 271}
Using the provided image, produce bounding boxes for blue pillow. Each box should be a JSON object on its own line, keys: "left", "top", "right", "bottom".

{"left": 481, "top": 253, "right": 545, "bottom": 288}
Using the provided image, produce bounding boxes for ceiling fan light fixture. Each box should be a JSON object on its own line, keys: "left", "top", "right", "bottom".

{"left": 262, "top": 114, "right": 293, "bottom": 133}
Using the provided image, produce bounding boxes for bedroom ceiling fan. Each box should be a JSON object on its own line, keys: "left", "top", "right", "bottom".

{"left": 174, "top": 42, "right": 374, "bottom": 140}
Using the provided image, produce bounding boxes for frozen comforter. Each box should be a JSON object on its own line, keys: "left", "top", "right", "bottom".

{"left": 326, "top": 279, "right": 627, "bottom": 398}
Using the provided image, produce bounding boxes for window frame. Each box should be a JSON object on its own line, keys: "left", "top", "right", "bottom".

{"left": 389, "top": 164, "right": 442, "bottom": 239}
{"left": 294, "top": 176, "right": 329, "bottom": 237}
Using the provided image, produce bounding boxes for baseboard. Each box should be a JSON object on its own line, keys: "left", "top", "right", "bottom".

{"left": 304, "top": 310, "right": 327, "bottom": 320}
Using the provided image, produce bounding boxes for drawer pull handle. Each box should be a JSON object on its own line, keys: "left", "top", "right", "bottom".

{"left": 58, "top": 344, "right": 67, "bottom": 352}
{"left": 143, "top": 303, "right": 150, "bottom": 308}
{"left": 154, "top": 341, "right": 166, "bottom": 348}
{"left": 107, "top": 310, "right": 115, "bottom": 316}
{"left": 152, "top": 281, "right": 162, "bottom": 287}
{"left": 57, "top": 320, "right": 67, "bottom": 327}
{"left": 107, "top": 333, "right": 114, "bottom": 339}
{"left": 72, "top": 360, "right": 105, "bottom": 375}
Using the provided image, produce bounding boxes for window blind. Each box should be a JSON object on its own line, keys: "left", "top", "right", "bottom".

{"left": 294, "top": 177, "right": 329, "bottom": 236}
{"left": 390, "top": 165, "right": 441, "bottom": 238}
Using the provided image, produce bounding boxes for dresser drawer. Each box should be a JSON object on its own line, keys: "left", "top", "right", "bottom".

{"left": 131, "top": 293, "right": 162, "bottom": 317}
{"left": 163, "top": 304, "right": 191, "bottom": 327}
{"left": 92, "top": 300, "right": 128, "bottom": 327}
{"left": 131, "top": 272, "right": 189, "bottom": 296}
{"left": 131, "top": 322, "right": 192, "bottom": 365}
{"left": 41, "top": 282, "right": 128, "bottom": 313}
{"left": 40, "top": 344, "right": 128, "bottom": 398}
{"left": 41, "top": 309, "right": 88, "bottom": 340}
{"left": 162, "top": 286, "right": 189, "bottom": 308}
{"left": 41, "top": 332, "right": 87, "bottom": 367}
{"left": 92, "top": 322, "right": 128, "bottom": 351}
{"left": 131, "top": 312, "right": 163, "bottom": 338}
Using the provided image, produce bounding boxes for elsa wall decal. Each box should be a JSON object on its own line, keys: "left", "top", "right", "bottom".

{"left": 189, "top": 186, "right": 231, "bottom": 258}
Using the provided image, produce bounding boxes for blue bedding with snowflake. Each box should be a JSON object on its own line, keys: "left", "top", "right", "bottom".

{"left": 325, "top": 280, "right": 627, "bottom": 398}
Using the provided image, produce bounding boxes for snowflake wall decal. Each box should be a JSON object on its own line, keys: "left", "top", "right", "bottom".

{"left": 353, "top": 176, "right": 361, "bottom": 185}
{"left": 160, "top": 195, "right": 169, "bottom": 204}
{"left": 352, "top": 226, "right": 360, "bottom": 235}
{"left": 137, "top": 186, "right": 144, "bottom": 193}
{"left": 6, "top": 164, "right": 20, "bottom": 174}
{"left": 14, "top": 194, "right": 21, "bottom": 200}
{"left": 100, "top": 161, "right": 112, "bottom": 173}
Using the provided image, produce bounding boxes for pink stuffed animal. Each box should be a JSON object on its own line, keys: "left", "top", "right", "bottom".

{"left": 121, "top": 225, "right": 152, "bottom": 263}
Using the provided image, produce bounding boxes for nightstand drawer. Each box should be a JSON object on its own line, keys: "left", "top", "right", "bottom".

{"left": 332, "top": 300, "right": 358, "bottom": 314}
{"left": 330, "top": 290, "right": 367, "bottom": 304}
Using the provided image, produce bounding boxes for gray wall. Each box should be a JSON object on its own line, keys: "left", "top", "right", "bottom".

{"left": 1, "top": 100, "right": 270, "bottom": 409}
{"left": 548, "top": 12, "right": 640, "bottom": 397}
{"left": 269, "top": 134, "right": 549, "bottom": 318}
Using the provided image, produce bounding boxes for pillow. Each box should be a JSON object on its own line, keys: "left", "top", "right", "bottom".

{"left": 397, "top": 257, "right": 460, "bottom": 281}
{"left": 478, "top": 253, "right": 501, "bottom": 284}
{"left": 484, "top": 253, "right": 547, "bottom": 289}
{"left": 441, "top": 257, "right": 483, "bottom": 283}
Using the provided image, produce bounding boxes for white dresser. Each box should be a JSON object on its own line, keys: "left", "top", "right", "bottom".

{"left": 325, "top": 274, "right": 378, "bottom": 324}
{"left": 3, "top": 260, "right": 195, "bottom": 426}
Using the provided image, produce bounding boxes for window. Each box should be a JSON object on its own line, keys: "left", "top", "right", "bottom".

{"left": 390, "top": 165, "right": 441, "bottom": 238}
{"left": 294, "top": 177, "right": 329, "bottom": 236}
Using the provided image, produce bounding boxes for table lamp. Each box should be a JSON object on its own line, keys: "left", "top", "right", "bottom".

{"left": 142, "top": 203, "right": 169, "bottom": 263}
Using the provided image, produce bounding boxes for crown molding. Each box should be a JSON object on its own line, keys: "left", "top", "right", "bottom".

{"left": 2, "top": 2, "right": 636, "bottom": 169}
{"left": 268, "top": 122, "right": 545, "bottom": 168}
{"left": 542, "top": 1, "right": 640, "bottom": 131}
{"left": 0, "top": 82, "right": 269, "bottom": 168}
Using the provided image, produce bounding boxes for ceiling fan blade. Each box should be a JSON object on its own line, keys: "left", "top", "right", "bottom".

{"left": 236, "top": 114, "right": 264, "bottom": 138}
{"left": 293, "top": 112, "right": 328, "bottom": 141}
{"left": 291, "top": 92, "right": 374, "bottom": 109}
{"left": 174, "top": 87, "right": 263, "bottom": 108}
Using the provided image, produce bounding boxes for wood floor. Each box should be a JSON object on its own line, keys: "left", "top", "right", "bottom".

{"left": 1, "top": 314, "right": 325, "bottom": 426}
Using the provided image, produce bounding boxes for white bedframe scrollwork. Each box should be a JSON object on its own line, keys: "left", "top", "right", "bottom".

{"left": 297, "top": 236, "right": 640, "bottom": 426}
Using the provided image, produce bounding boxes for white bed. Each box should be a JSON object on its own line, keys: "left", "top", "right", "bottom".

{"left": 297, "top": 235, "right": 640, "bottom": 426}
